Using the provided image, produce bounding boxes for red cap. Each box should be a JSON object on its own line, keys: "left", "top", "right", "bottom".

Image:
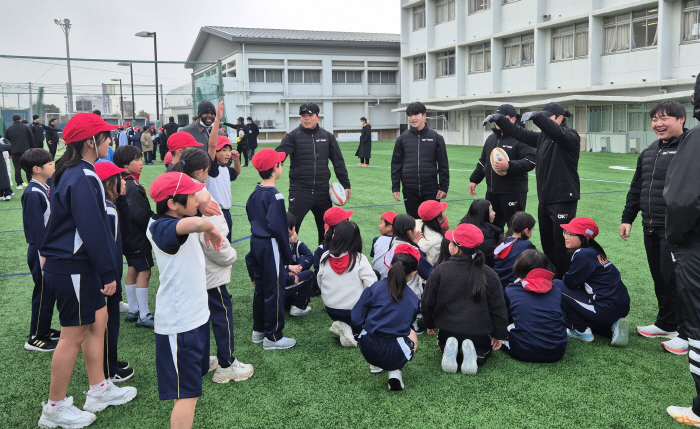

{"left": 158, "top": 127, "right": 163, "bottom": 130}
{"left": 150, "top": 126, "right": 156, "bottom": 130}
{"left": 125, "top": 122, "right": 132, "bottom": 126}
{"left": 62, "top": 113, "right": 117, "bottom": 145}
{"left": 216, "top": 136, "right": 232, "bottom": 151}
{"left": 378, "top": 211, "right": 398, "bottom": 224}
{"left": 149, "top": 172, "right": 205, "bottom": 203}
{"left": 94, "top": 162, "right": 126, "bottom": 182}
{"left": 394, "top": 243, "right": 420, "bottom": 263}
{"left": 561, "top": 217, "right": 599, "bottom": 239}
{"left": 167, "top": 132, "right": 202, "bottom": 151}
{"left": 323, "top": 207, "right": 353, "bottom": 229}
{"left": 445, "top": 223, "right": 484, "bottom": 248}
{"left": 417, "top": 200, "right": 448, "bottom": 221}
{"left": 220, "top": 127, "right": 226, "bottom": 132}
{"left": 118, "top": 125, "right": 124, "bottom": 130}
{"left": 252, "top": 148, "right": 286, "bottom": 171}
{"left": 164, "top": 151, "right": 172, "bottom": 165}
{"left": 134, "top": 126, "right": 141, "bottom": 131}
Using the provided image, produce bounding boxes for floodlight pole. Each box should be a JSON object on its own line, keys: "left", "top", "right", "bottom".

{"left": 135, "top": 31, "right": 159, "bottom": 122}
{"left": 112, "top": 79, "right": 124, "bottom": 121}
{"left": 118, "top": 63, "right": 136, "bottom": 119}
{"left": 55, "top": 19, "right": 73, "bottom": 113}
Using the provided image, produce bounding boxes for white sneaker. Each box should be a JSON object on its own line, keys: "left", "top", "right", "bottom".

{"left": 441, "top": 337, "right": 458, "bottom": 373}
{"left": 461, "top": 339, "right": 478, "bottom": 375}
{"left": 338, "top": 322, "right": 357, "bottom": 347}
{"left": 251, "top": 330, "right": 264, "bottom": 344}
{"left": 208, "top": 356, "right": 218, "bottom": 372}
{"left": 39, "top": 397, "right": 96, "bottom": 429}
{"left": 636, "top": 324, "right": 679, "bottom": 339}
{"left": 263, "top": 337, "right": 296, "bottom": 350}
{"left": 611, "top": 318, "right": 630, "bottom": 347}
{"left": 118, "top": 302, "right": 129, "bottom": 313}
{"left": 663, "top": 337, "right": 689, "bottom": 355}
{"left": 212, "top": 359, "right": 254, "bottom": 383}
{"left": 16, "top": 185, "right": 23, "bottom": 190}
{"left": 329, "top": 321, "right": 342, "bottom": 337}
{"left": 667, "top": 405, "right": 700, "bottom": 427}
{"left": 290, "top": 305, "right": 312, "bottom": 317}
{"left": 82, "top": 382, "right": 137, "bottom": 413}
{"left": 4, "top": 195, "right": 9, "bottom": 201}
{"left": 387, "top": 370, "right": 404, "bottom": 391}
{"left": 370, "top": 364, "right": 383, "bottom": 374}
{"left": 0, "top": 196, "right": 5, "bottom": 201}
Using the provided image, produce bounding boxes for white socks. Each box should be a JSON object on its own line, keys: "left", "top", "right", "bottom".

{"left": 136, "top": 288, "right": 150, "bottom": 319}
{"left": 125, "top": 284, "right": 138, "bottom": 313}
{"left": 89, "top": 380, "right": 110, "bottom": 395}
{"left": 47, "top": 397, "right": 68, "bottom": 407}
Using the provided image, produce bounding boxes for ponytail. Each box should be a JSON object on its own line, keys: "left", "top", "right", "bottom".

{"left": 501, "top": 211, "right": 536, "bottom": 244}
{"left": 393, "top": 214, "right": 418, "bottom": 247}
{"left": 387, "top": 252, "right": 418, "bottom": 302}
{"left": 458, "top": 246, "right": 487, "bottom": 303}
{"left": 572, "top": 235, "right": 608, "bottom": 260}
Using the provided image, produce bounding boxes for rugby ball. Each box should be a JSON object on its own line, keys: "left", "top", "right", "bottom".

{"left": 329, "top": 182, "right": 347, "bottom": 206}
{"left": 490, "top": 147, "right": 510, "bottom": 176}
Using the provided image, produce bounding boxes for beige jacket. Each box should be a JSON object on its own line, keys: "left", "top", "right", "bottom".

{"left": 140, "top": 132, "right": 154, "bottom": 151}
{"left": 415, "top": 219, "right": 443, "bottom": 266}
{"left": 198, "top": 197, "right": 237, "bottom": 289}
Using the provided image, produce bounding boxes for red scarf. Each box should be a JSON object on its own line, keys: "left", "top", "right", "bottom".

{"left": 521, "top": 268, "right": 555, "bottom": 293}
{"left": 329, "top": 253, "right": 350, "bottom": 274}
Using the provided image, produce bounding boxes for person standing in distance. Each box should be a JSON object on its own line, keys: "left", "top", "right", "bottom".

{"left": 30, "top": 115, "right": 46, "bottom": 149}
{"left": 469, "top": 104, "right": 536, "bottom": 230}
{"left": 356, "top": 117, "right": 371, "bottom": 167}
{"left": 391, "top": 102, "right": 449, "bottom": 218}
{"left": 235, "top": 117, "right": 249, "bottom": 168}
{"left": 276, "top": 103, "right": 351, "bottom": 245}
{"left": 5, "top": 113, "right": 34, "bottom": 189}
{"left": 484, "top": 102, "right": 580, "bottom": 279}
{"left": 621, "top": 101, "right": 688, "bottom": 354}
{"left": 246, "top": 117, "right": 259, "bottom": 161}
{"left": 44, "top": 118, "right": 60, "bottom": 159}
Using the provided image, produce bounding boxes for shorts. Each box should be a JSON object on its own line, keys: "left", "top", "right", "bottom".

{"left": 44, "top": 271, "right": 106, "bottom": 326}
{"left": 126, "top": 254, "right": 154, "bottom": 273}
{"left": 155, "top": 323, "right": 210, "bottom": 400}
{"left": 357, "top": 331, "right": 415, "bottom": 371}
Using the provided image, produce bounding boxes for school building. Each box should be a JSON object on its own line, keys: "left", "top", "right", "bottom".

{"left": 400, "top": 0, "right": 700, "bottom": 152}
{"left": 184, "top": 27, "right": 402, "bottom": 143}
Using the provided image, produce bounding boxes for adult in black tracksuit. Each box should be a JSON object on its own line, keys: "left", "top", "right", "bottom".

{"left": 44, "top": 119, "right": 60, "bottom": 159}
{"left": 487, "top": 102, "right": 580, "bottom": 279}
{"left": 246, "top": 117, "right": 259, "bottom": 160}
{"left": 276, "top": 103, "right": 351, "bottom": 245}
{"left": 469, "top": 104, "right": 536, "bottom": 230}
{"left": 5, "top": 114, "right": 34, "bottom": 187}
{"left": 663, "top": 76, "right": 700, "bottom": 424}
{"left": 30, "top": 115, "right": 46, "bottom": 149}
{"left": 621, "top": 101, "right": 687, "bottom": 350}
{"left": 236, "top": 117, "right": 249, "bottom": 167}
{"left": 162, "top": 116, "right": 179, "bottom": 160}
{"left": 391, "top": 102, "right": 450, "bottom": 218}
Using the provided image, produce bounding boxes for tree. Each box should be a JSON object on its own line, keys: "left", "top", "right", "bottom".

{"left": 31, "top": 103, "right": 60, "bottom": 114}
{"left": 137, "top": 110, "right": 149, "bottom": 117}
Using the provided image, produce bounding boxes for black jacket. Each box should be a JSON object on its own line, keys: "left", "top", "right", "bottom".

{"left": 622, "top": 132, "right": 686, "bottom": 233}
{"left": 469, "top": 128, "right": 536, "bottom": 195}
{"left": 5, "top": 121, "right": 34, "bottom": 153}
{"left": 479, "top": 223, "right": 504, "bottom": 268}
{"left": 247, "top": 122, "right": 259, "bottom": 150}
{"left": 391, "top": 125, "right": 449, "bottom": 193}
{"left": 30, "top": 122, "right": 45, "bottom": 148}
{"left": 121, "top": 175, "right": 153, "bottom": 259}
{"left": 495, "top": 114, "right": 580, "bottom": 204}
{"left": 44, "top": 124, "right": 59, "bottom": 145}
{"left": 276, "top": 125, "right": 351, "bottom": 192}
{"left": 163, "top": 121, "right": 179, "bottom": 138}
{"left": 356, "top": 124, "right": 372, "bottom": 159}
{"left": 664, "top": 124, "right": 700, "bottom": 245}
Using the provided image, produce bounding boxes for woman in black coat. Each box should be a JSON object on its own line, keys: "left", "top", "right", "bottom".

{"left": 356, "top": 117, "right": 372, "bottom": 166}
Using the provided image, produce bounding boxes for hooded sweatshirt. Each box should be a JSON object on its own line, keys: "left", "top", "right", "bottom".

{"left": 317, "top": 251, "right": 376, "bottom": 310}
{"left": 493, "top": 237, "right": 537, "bottom": 288}
{"left": 504, "top": 269, "right": 568, "bottom": 354}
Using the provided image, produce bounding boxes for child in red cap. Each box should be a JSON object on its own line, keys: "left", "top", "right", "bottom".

{"left": 246, "top": 148, "right": 296, "bottom": 350}
{"left": 204, "top": 135, "right": 241, "bottom": 241}
{"left": 560, "top": 217, "right": 630, "bottom": 346}
{"left": 352, "top": 244, "right": 421, "bottom": 390}
{"left": 371, "top": 211, "right": 397, "bottom": 277}
{"left": 422, "top": 223, "right": 508, "bottom": 375}
{"left": 416, "top": 200, "right": 449, "bottom": 265}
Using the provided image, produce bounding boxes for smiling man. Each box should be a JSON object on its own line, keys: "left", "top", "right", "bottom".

{"left": 180, "top": 100, "right": 225, "bottom": 147}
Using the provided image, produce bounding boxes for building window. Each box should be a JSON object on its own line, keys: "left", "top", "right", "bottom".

{"left": 469, "top": 43, "right": 491, "bottom": 73}
{"left": 436, "top": 50, "right": 456, "bottom": 77}
{"left": 503, "top": 0, "right": 520, "bottom": 3}
{"left": 436, "top": 0, "right": 455, "bottom": 24}
{"left": 503, "top": 34, "right": 534, "bottom": 68}
{"left": 249, "top": 69, "right": 283, "bottom": 83}
{"left": 288, "top": 70, "right": 321, "bottom": 84}
{"left": 413, "top": 55, "right": 426, "bottom": 81}
{"left": 469, "top": 0, "right": 491, "bottom": 14}
{"left": 413, "top": 5, "right": 426, "bottom": 30}
{"left": 683, "top": 0, "right": 700, "bottom": 42}
{"left": 368, "top": 71, "right": 397, "bottom": 84}
{"left": 332, "top": 70, "right": 362, "bottom": 84}
{"left": 469, "top": 110, "right": 494, "bottom": 130}
{"left": 604, "top": 8, "right": 658, "bottom": 53}
{"left": 552, "top": 22, "right": 588, "bottom": 61}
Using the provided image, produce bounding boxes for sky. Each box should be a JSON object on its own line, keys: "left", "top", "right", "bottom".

{"left": 0, "top": 0, "right": 400, "bottom": 117}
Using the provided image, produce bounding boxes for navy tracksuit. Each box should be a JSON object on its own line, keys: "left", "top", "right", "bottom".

{"left": 284, "top": 241, "right": 314, "bottom": 310}
{"left": 22, "top": 180, "right": 55, "bottom": 338}
{"left": 560, "top": 247, "right": 630, "bottom": 334}
{"left": 494, "top": 237, "right": 537, "bottom": 288}
{"left": 351, "top": 279, "right": 420, "bottom": 371}
{"left": 246, "top": 184, "right": 292, "bottom": 342}
{"left": 208, "top": 286, "right": 237, "bottom": 368}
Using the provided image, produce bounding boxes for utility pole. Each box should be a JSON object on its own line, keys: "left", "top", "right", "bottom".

{"left": 55, "top": 19, "right": 73, "bottom": 113}
{"left": 29, "top": 82, "right": 33, "bottom": 118}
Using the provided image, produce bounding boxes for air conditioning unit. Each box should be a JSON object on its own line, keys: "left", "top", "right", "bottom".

{"left": 264, "top": 120, "right": 274, "bottom": 128}
{"left": 600, "top": 136, "right": 610, "bottom": 153}
{"left": 254, "top": 120, "right": 261, "bottom": 127}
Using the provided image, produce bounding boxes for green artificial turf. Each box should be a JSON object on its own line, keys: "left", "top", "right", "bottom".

{"left": 0, "top": 141, "right": 691, "bottom": 428}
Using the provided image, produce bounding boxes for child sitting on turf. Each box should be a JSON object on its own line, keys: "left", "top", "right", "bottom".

{"left": 460, "top": 199, "right": 503, "bottom": 268}
{"left": 147, "top": 171, "right": 223, "bottom": 429}
{"left": 317, "top": 220, "right": 377, "bottom": 348}
{"left": 205, "top": 136, "right": 241, "bottom": 242}
{"left": 494, "top": 211, "right": 537, "bottom": 288}
{"left": 352, "top": 244, "right": 421, "bottom": 391}
{"left": 113, "top": 145, "right": 155, "bottom": 328}
{"left": 560, "top": 217, "right": 630, "bottom": 347}
{"left": 95, "top": 162, "right": 134, "bottom": 382}
{"left": 433, "top": 237, "right": 452, "bottom": 267}
{"left": 415, "top": 200, "right": 449, "bottom": 266}
{"left": 422, "top": 223, "right": 508, "bottom": 375}
{"left": 20, "top": 149, "right": 60, "bottom": 352}
{"left": 285, "top": 212, "right": 315, "bottom": 317}
{"left": 503, "top": 249, "right": 567, "bottom": 363}
{"left": 312, "top": 207, "right": 354, "bottom": 296}
{"left": 370, "top": 211, "right": 397, "bottom": 278}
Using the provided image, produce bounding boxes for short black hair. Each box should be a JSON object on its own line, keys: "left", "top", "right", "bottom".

{"left": 113, "top": 145, "right": 142, "bottom": 168}
{"left": 649, "top": 101, "right": 686, "bottom": 121}
{"left": 246, "top": 117, "right": 253, "bottom": 121}
{"left": 156, "top": 194, "right": 190, "bottom": 215}
{"left": 513, "top": 249, "right": 554, "bottom": 280}
{"left": 169, "top": 116, "right": 174, "bottom": 121}
{"left": 92, "top": 109, "right": 102, "bottom": 116}
{"left": 287, "top": 212, "right": 296, "bottom": 230}
{"left": 405, "top": 102, "right": 426, "bottom": 116}
{"left": 258, "top": 165, "right": 277, "bottom": 180}
{"left": 49, "top": 118, "right": 57, "bottom": 125}
{"left": 20, "top": 148, "right": 53, "bottom": 179}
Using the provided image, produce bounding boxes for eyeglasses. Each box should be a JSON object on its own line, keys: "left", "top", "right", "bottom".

{"left": 562, "top": 231, "right": 576, "bottom": 237}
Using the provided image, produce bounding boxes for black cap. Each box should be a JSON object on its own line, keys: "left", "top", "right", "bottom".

{"left": 197, "top": 100, "right": 216, "bottom": 116}
{"left": 299, "top": 102, "right": 320, "bottom": 115}
{"left": 12, "top": 113, "right": 21, "bottom": 121}
{"left": 32, "top": 115, "right": 40, "bottom": 120}
{"left": 542, "top": 102, "right": 565, "bottom": 118}
{"left": 237, "top": 117, "right": 244, "bottom": 123}
{"left": 496, "top": 104, "right": 517, "bottom": 118}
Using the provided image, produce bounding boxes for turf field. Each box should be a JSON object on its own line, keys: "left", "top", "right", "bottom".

{"left": 0, "top": 141, "right": 691, "bottom": 428}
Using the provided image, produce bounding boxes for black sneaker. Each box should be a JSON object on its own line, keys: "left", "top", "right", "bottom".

{"left": 117, "top": 361, "right": 129, "bottom": 370}
{"left": 48, "top": 329, "right": 61, "bottom": 341}
{"left": 109, "top": 367, "right": 134, "bottom": 383}
{"left": 24, "top": 336, "right": 57, "bottom": 352}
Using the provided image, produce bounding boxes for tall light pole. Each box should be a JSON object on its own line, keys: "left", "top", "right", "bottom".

{"left": 111, "top": 79, "right": 124, "bottom": 122}
{"left": 55, "top": 18, "right": 73, "bottom": 113}
{"left": 117, "top": 62, "right": 135, "bottom": 119}
{"left": 135, "top": 31, "right": 159, "bottom": 122}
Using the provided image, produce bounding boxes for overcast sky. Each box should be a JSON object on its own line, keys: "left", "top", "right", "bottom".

{"left": 0, "top": 0, "right": 400, "bottom": 116}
